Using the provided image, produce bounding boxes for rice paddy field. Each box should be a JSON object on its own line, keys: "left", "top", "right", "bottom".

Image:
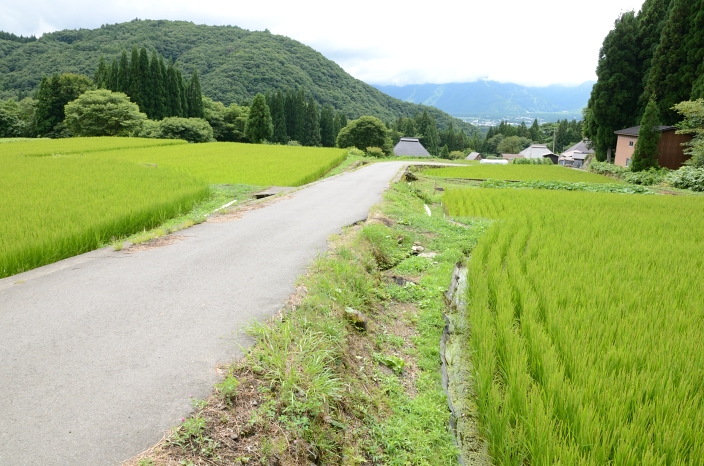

{"left": 0, "top": 138, "right": 347, "bottom": 278}
{"left": 426, "top": 165, "right": 621, "bottom": 184}
{"left": 443, "top": 188, "right": 704, "bottom": 464}
{"left": 86, "top": 142, "right": 347, "bottom": 186}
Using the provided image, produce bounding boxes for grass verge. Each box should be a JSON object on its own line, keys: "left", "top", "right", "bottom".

{"left": 112, "top": 184, "right": 263, "bottom": 249}
{"left": 126, "top": 181, "right": 489, "bottom": 466}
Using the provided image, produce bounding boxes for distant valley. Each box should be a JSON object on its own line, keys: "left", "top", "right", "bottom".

{"left": 374, "top": 80, "right": 594, "bottom": 124}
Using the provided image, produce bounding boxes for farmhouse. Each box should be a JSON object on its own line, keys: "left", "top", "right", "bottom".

{"left": 614, "top": 126, "right": 693, "bottom": 169}
{"left": 501, "top": 153, "right": 524, "bottom": 162}
{"left": 559, "top": 141, "right": 593, "bottom": 168}
{"left": 519, "top": 144, "right": 558, "bottom": 164}
{"left": 393, "top": 138, "right": 431, "bottom": 157}
{"left": 466, "top": 151, "right": 482, "bottom": 161}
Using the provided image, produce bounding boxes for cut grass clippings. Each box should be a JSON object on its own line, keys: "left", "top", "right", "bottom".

{"left": 126, "top": 182, "right": 489, "bottom": 466}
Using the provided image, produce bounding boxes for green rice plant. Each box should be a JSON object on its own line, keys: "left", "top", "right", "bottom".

{"left": 444, "top": 187, "right": 704, "bottom": 465}
{"left": 426, "top": 164, "right": 621, "bottom": 184}
{"left": 0, "top": 154, "right": 208, "bottom": 278}
{"left": 0, "top": 136, "right": 186, "bottom": 157}
{"left": 86, "top": 142, "right": 347, "bottom": 186}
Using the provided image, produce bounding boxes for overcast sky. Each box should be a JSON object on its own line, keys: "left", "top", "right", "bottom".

{"left": 0, "top": 0, "right": 645, "bottom": 87}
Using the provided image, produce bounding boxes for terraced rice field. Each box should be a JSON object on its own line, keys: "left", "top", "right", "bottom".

{"left": 444, "top": 188, "right": 704, "bottom": 464}
{"left": 426, "top": 164, "right": 620, "bottom": 183}
{"left": 0, "top": 138, "right": 346, "bottom": 278}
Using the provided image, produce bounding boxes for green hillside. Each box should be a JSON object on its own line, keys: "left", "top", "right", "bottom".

{"left": 0, "top": 19, "right": 474, "bottom": 132}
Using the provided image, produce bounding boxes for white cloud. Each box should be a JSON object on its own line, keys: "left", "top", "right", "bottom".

{"left": 0, "top": 0, "right": 645, "bottom": 87}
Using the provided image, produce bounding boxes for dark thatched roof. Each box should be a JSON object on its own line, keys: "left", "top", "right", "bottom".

{"left": 393, "top": 138, "right": 431, "bottom": 157}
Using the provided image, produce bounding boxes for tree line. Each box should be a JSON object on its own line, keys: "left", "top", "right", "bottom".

{"left": 584, "top": 0, "right": 704, "bottom": 161}
{"left": 470, "top": 119, "right": 583, "bottom": 156}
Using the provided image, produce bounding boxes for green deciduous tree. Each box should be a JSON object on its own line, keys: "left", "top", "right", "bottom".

{"left": 631, "top": 98, "right": 662, "bottom": 171}
{"left": 159, "top": 116, "right": 213, "bottom": 143}
{"left": 64, "top": 89, "right": 145, "bottom": 136}
{"left": 673, "top": 98, "right": 704, "bottom": 167}
{"left": 336, "top": 116, "right": 390, "bottom": 152}
{"left": 245, "top": 93, "right": 273, "bottom": 143}
{"left": 497, "top": 135, "right": 532, "bottom": 154}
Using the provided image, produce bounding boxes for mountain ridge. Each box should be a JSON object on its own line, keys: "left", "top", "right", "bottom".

{"left": 0, "top": 19, "right": 474, "bottom": 132}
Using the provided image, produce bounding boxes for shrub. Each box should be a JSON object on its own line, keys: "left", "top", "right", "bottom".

{"left": 347, "top": 147, "right": 365, "bottom": 157}
{"left": 666, "top": 166, "right": 704, "bottom": 191}
{"left": 135, "top": 119, "right": 161, "bottom": 138}
{"left": 622, "top": 167, "right": 668, "bottom": 185}
{"left": 366, "top": 146, "right": 385, "bottom": 158}
{"left": 449, "top": 150, "right": 465, "bottom": 160}
{"left": 336, "top": 116, "right": 389, "bottom": 153}
{"left": 286, "top": 140, "right": 301, "bottom": 146}
{"left": 159, "top": 117, "right": 214, "bottom": 143}
{"left": 589, "top": 161, "right": 628, "bottom": 178}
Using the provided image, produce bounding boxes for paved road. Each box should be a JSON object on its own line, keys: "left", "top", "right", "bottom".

{"left": 0, "top": 161, "right": 408, "bottom": 465}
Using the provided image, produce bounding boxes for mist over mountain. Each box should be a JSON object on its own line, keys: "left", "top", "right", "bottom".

{"left": 373, "top": 81, "right": 594, "bottom": 120}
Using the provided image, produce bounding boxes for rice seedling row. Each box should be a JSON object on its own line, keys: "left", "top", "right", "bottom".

{"left": 443, "top": 188, "right": 704, "bottom": 465}
{"left": 427, "top": 165, "right": 622, "bottom": 184}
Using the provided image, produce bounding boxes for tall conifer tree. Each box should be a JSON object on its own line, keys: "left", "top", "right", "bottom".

{"left": 245, "top": 93, "right": 273, "bottom": 143}
{"left": 584, "top": 12, "right": 641, "bottom": 161}
{"left": 631, "top": 98, "right": 662, "bottom": 171}
{"left": 645, "top": 0, "right": 698, "bottom": 123}
{"left": 302, "top": 96, "right": 321, "bottom": 146}
{"left": 118, "top": 49, "right": 130, "bottom": 94}
{"left": 186, "top": 69, "right": 204, "bottom": 118}
{"left": 319, "top": 104, "right": 335, "bottom": 147}
{"left": 269, "top": 90, "right": 288, "bottom": 143}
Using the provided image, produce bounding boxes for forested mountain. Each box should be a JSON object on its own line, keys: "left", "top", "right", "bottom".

{"left": 373, "top": 81, "right": 594, "bottom": 116}
{"left": 0, "top": 19, "right": 473, "bottom": 132}
{"left": 584, "top": 0, "right": 704, "bottom": 160}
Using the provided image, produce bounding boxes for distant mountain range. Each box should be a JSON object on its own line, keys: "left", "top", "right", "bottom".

{"left": 373, "top": 81, "right": 595, "bottom": 119}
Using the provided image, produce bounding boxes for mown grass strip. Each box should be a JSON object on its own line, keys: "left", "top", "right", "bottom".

{"left": 444, "top": 187, "right": 704, "bottom": 464}
{"left": 425, "top": 164, "right": 622, "bottom": 184}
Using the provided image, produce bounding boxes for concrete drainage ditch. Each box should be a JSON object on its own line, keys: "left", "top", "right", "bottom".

{"left": 442, "top": 262, "right": 490, "bottom": 466}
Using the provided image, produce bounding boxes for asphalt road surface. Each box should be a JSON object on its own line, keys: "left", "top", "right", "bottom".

{"left": 0, "top": 161, "right": 409, "bottom": 465}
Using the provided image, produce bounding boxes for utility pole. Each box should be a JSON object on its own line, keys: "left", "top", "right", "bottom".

{"left": 553, "top": 126, "right": 556, "bottom": 153}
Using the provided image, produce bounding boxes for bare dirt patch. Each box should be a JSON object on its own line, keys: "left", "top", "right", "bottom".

{"left": 125, "top": 235, "right": 187, "bottom": 253}
{"left": 207, "top": 194, "right": 294, "bottom": 223}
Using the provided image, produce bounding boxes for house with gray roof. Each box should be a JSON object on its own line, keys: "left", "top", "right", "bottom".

{"left": 466, "top": 151, "right": 482, "bottom": 161}
{"left": 393, "top": 138, "right": 431, "bottom": 157}
{"left": 519, "top": 144, "right": 557, "bottom": 164}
